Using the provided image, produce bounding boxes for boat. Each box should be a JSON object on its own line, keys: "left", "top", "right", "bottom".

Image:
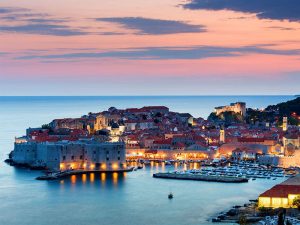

{"left": 165, "top": 161, "right": 172, "bottom": 165}
{"left": 168, "top": 192, "right": 173, "bottom": 199}
{"left": 137, "top": 165, "right": 143, "bottom": 169}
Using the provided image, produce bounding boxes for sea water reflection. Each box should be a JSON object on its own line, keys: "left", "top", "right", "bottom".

{"left": 0, "top": 96, "right": 293, "bottom": 225}
{"left": 53, "top": 172, "right": 127, "bottom": 189}
{"left": 1, "top": 159, "right": 284, "bottom": 225}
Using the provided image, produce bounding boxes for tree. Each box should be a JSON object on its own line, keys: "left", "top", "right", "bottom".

{"left": 41, "top": 124, "right": 51, "bottom": 130}
{"left": 238, "top": 214, "right": 247, "bottom": 225}
{"left": 293, "top": 196, "right": 300, "bottom": 210}
{"left": 258, "top": 206, "right": 270, "bottom": 216}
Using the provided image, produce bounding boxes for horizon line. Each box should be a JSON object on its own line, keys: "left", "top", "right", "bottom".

{"left": 0, "top": 94, "right": 298, "bottom": 97}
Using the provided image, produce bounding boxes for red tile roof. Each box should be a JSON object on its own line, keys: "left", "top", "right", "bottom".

{"left": 237, "top": 137, "right": 265, "bottom": 143}
{"left": 153, "top": 139, "right": 172, "bottom": 145}
{"left": 260, "top": 184, "right": 300, "bottom": 198}
{"left": 142, "top": 106, "right": 169, "bottom": 110}
{"left": 126, "top": 108, "right": 147, "bottom": 113}
{"left": 145, "top": 150, "right": 158, "bottom": 154}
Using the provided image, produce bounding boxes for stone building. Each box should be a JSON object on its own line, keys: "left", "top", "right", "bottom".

{"left": 94, "top": 113, "right": 121, "bottom": 131}
{"left": 12, "top": 140, "right": 126, "bottom": 171}
{"left": 215, "top": 102, "right": 246, "bottom": 117}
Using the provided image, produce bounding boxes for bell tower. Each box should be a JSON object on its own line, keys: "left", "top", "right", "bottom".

{"left": 220, "top": 127, "right": 225, "bottom": 144}
{"left": 283, "top": 116, "right": 288, "bottom": 132}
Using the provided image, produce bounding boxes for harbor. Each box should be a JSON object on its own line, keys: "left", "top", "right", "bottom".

{"left": 153, "top": 172, "right": 249, "bottom": 183}
{"left": 0, "top": 96, "right": 299, "bottom": 225}
{"left": 137, "top": 159, "right": 298, "bottom": 183}
{"left": 183, "top": 162, "right": 297, "bottom": 180}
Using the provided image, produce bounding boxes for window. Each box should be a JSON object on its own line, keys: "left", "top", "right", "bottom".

{"left": 118, "top": 157, "right": 120, "bottom": 160}
{"left": 71, "top": 156, "right": 74, "bottom": 160}
{"left": 63, "top": 156, "right": 66, "bottom": 161}
{"left": 106, "top": 157, "right": 109, "bottom": 161}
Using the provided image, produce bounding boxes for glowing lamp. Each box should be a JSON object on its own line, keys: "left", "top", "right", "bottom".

{"left": 112, "top": 163, "right": 118, "bottom": 169}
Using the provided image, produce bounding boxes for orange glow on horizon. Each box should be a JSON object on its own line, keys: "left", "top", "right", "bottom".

{"left": 1, "top": 0, "right": 299, "bottom": 95}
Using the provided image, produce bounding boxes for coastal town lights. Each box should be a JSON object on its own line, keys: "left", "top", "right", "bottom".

{"left": 112, "top": 163, "right": 118, "bottom": 169}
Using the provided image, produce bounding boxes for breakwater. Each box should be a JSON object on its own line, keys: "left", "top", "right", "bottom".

{"left": 153, "top": 172, "right": 249, "bottom": 183}
{"left": 36, "top": 167, "right": 134, "bottom": 180}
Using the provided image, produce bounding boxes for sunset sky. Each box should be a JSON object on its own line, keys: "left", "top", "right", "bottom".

{"left": 0, "top": 0, "right": 300, "bottom": 95}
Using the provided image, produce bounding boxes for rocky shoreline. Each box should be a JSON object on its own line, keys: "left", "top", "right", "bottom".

{"left": 4, "top": 158, "right": 47, "bottom": 170}
{"left": 212, "top": 201, "right": 262, "bottom": 224}
{"left": 212, "top": 200, "right": 300, "bottom": 224}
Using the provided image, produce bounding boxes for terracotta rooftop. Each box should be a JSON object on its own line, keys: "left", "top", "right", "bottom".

{"left": 237, "top": 137, "right": 265, "bottom": 143}
{"left": 153, "top": 139, "right": 172, "bottom": 145}
{"left": 260, "top": 175, "right": 300, "bottom": 198}
{"left": 260, "top": 184, "right": 300, "bottom": 198}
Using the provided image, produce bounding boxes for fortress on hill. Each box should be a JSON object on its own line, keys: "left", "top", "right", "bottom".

{"left": 215, "top": 102, "right": 246, "bottom": 117}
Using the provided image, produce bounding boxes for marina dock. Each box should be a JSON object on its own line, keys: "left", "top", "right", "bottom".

{"left": 153, "top": 172, "right": 249, "bottom": 183}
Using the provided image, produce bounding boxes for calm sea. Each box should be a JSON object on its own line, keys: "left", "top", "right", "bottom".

{"left": 0, "top": 96, "right": 295, "bottom": 225}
